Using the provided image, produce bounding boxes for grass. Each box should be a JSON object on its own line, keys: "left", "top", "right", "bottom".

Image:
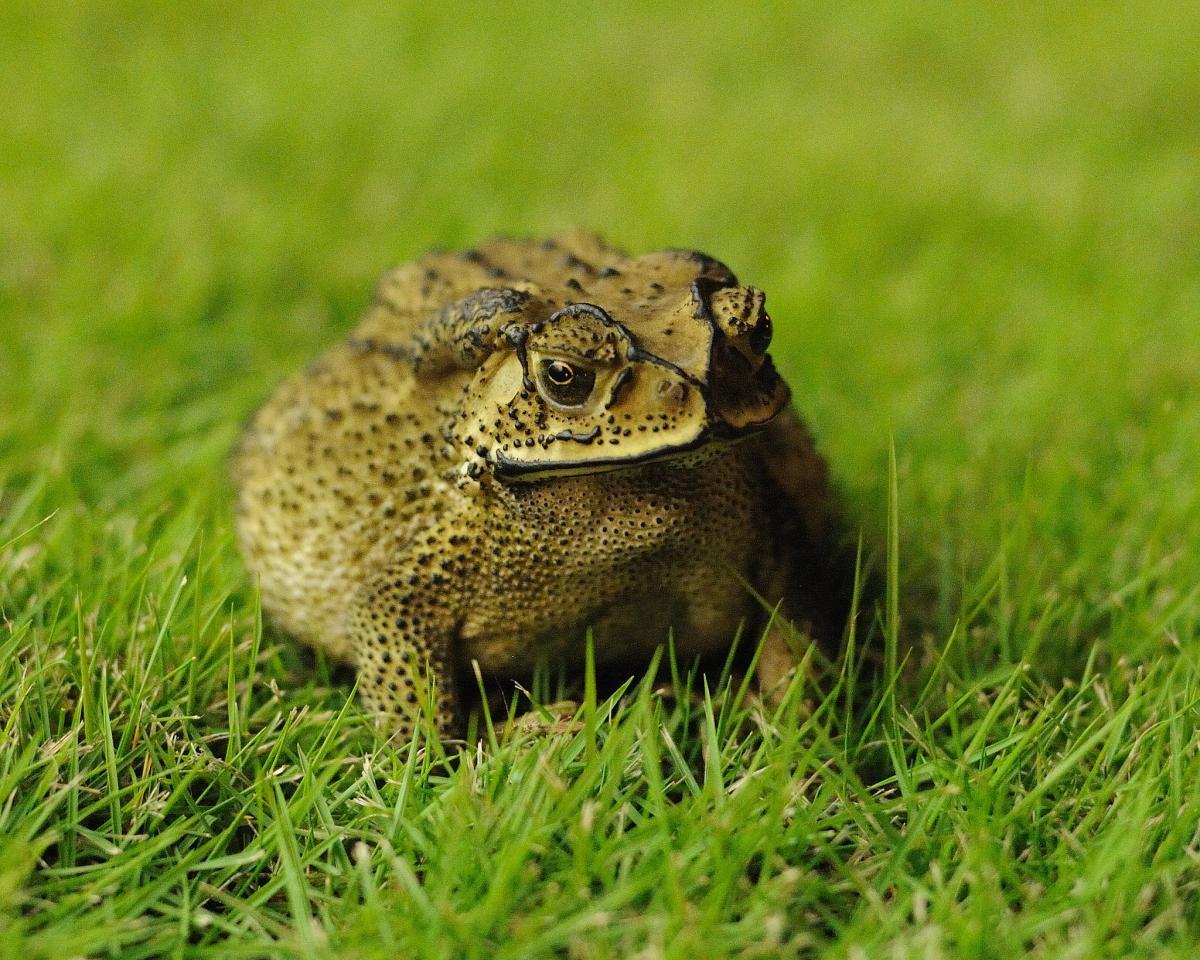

{"left": 3, "top": 0, "right": 1200, "bottom": 956}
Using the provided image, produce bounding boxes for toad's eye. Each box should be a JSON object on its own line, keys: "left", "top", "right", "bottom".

{"left": 537, "top": 358, "right": 597, "bottom": 408}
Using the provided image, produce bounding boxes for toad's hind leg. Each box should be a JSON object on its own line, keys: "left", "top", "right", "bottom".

{"left": 347, "top": 543, "right": 467, "bottom": 739}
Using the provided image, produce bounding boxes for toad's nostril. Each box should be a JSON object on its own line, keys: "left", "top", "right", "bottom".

{"left": 748, "top": 313, "right": 772, "bottom": 355}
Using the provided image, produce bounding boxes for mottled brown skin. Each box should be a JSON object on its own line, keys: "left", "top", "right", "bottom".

{"left": 232, "top": 234, "right": 854, "bottom": 738}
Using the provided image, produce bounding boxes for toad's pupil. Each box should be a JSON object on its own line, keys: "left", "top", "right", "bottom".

{"left": 547, "top": 361, "right": 574, "bottom": 385}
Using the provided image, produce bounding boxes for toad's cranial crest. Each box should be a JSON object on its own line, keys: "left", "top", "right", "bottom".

{"left": 232, "top": 233, "right": 857, "bottom": 738}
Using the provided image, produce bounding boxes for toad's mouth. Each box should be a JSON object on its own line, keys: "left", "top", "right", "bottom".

{"left": 490, "top": 412, "right": 780, "bottom": 482}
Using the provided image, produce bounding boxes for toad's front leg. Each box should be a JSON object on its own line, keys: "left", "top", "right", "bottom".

{"left": 348, "top": 517, "right": 473, "bottom": 739}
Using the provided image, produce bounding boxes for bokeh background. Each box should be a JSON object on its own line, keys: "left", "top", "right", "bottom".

{"left": 3, "top": 1, "right": 1200, "bottom": 954}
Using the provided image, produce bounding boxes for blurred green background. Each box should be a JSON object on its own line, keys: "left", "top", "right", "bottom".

{"left": 3, "top": 1, "right": 1200, "bottom": 954}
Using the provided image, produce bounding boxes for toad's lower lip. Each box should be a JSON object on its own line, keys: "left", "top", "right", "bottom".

{"left": 491, "top": 419, "right": 771, "bottom": 482}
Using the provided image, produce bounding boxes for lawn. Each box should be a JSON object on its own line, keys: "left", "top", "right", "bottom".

{"left": 3, "top": 1, "right": 1200, "bottom": 957}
